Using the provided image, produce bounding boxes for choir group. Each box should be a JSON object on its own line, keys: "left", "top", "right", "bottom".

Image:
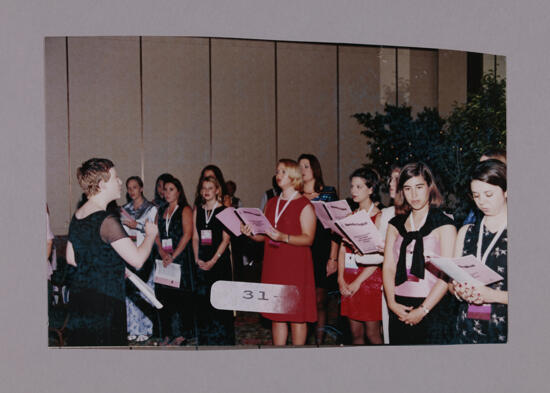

{"left": 49, "top": 148, "right": 507, "bottom": 347}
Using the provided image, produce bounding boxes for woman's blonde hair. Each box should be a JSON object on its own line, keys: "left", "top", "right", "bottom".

{"left": 200, "top": 176, "right": 223, "bottom": 204}
{"left": 278, "top": 159, "right": 303, "bottom": 192}
{"left": 76, "top": 158, "right": 114, "bottom": 197}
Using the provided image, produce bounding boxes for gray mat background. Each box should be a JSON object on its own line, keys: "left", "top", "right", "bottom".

{"left": 1, "top": 1, "right": 547, "bottom": 392}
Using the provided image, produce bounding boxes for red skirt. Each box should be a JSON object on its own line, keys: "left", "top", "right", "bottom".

{"left": 341, "top": 267, "right": 382, "bottom": 322}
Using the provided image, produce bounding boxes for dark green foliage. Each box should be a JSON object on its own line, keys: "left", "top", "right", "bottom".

{"left": 353, "top": 73, "right": 506, "bottom": 223}
{"left": 444, "top": 74, "right": 506, "bottom": 221}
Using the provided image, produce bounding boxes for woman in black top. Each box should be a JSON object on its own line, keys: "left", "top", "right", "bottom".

{"left": 192, "top": 176, "right": 234, "bottom": 345}
{"left": 298, "top": 153, "right": 339, "bottom": 344}
{"left": 65, "top": 158, "right": 158, "bottom": 346}
{"left": 154, "top": 176, "right": 195, "bottom": 346}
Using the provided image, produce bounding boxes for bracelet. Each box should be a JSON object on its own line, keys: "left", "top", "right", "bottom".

{"left": 287, "top": 234, "right": 290, "bottom": 244}
{"left": 419, "top": 304, "right": 430, "bottom": 315}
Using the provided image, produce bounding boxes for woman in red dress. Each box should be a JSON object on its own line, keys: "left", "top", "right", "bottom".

{"left": 337, "top": 167, "right": 384, "bottom": 344}
{"left": 242, "top": 159, "right": 317, "bottom": 345}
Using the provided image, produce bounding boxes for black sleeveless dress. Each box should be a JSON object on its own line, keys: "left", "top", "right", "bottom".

{"left": 66, "top": 211, "right": 128, "bottom": 346}
{"left": 155, "top": 204, "right": 196, "bottom": 339}
{"left": 195, "top": 205, "right": 235, "bottom": 345}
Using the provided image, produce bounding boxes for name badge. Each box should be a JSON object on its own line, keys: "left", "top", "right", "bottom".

{"left": 467, "top": 304, "right": 491, "bottom": 320}
{"left": 201, "top": 229, "right": 213, "bottom": 246}
{"left": 344, "top": 253, "right": 358, "bottom": 269}
{"left": 161, "top": 238, "right": 173, "bottom": 253}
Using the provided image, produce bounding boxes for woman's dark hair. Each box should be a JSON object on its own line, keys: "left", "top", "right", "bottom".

{"left": 298, "top": 153, "right": 325, "bottom": 193}
{"left": 471, "top": 159, "right": 507, "bottom": 192}
{"left": 154, "top": 173, "right": 173, "bottom": 202}
{"left": 194, "top": 165, "right": 228, "bottom": 207}
{"left": 164, "top": 176, "right": 189, "bottom": 208}
{"left": 125, "top": 176, "right": 144, "bottom": 203}
{"left": 394, "top": 162, "right": 443, "bottom": 215}
{"left": 349, "top": 166, "right": 381, "bottom": 203}
{"left": 481, "top": 147, "right": 507, "bottom": 162}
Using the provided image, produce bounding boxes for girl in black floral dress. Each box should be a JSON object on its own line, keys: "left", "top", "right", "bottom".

{"left": 450, "top": 159, "right": 508, "bottom": 343}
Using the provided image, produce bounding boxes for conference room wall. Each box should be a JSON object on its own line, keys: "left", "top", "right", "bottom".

{"left": 45, "top": 37, "right": 70, "bottom": 235}
{"left": 211, "top": 39, "right": 276, "bottom": 209}
{"left": 45, "top": 37, "right": 470, "bottom": 234}
{"left": 276, "top": 42, "right": 338, "bottom": 193}
{"left": 338, "top": 45, "right": 385, "bottom": 198}
{"left": 67, "top": 36, "right": 142, "bottom": 224}
{"left": 141, "top": 36, "right": 211, "bottom": 207}
{"left": 438, "top": 50, "right": 468, "bottom": 117}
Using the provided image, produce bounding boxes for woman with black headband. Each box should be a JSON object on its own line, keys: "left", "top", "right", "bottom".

{"left": 382, "top": 162, "right": 457, "bottom": 344}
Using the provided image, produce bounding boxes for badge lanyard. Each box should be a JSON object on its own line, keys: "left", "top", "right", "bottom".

{"left": 363, "top": 201, "right": 375, "bottom": 217}
{"left": 204, "top": 201, "right": 219, "bottom": 228}
{"left": 165, "top": 204, "right": 179, "bottom": 234}
{"left": 467, "top": 216, "right": 505, "bottom": 318}
{"left": 274, "top": 191, "right": 298, "bottom": 229}
{"left": 476, "top": 216, "right": 506, "bottom": 265}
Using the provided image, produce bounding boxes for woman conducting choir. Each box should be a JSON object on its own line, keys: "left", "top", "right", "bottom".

{"left": 450, "top": 159, "right": 508, "bottom": 343}
{"left": 192, "top": 175, "right": 235, "bottom": 345}
{"left": 298, "top": 153, "right": 339, "bottom": 344}
{"left": 155, "top": 176, "right": 195, "bottom": 346}
{"left": 337, "top": 167, "right": 383, "bottom": 344}
{"left": 242, "top": 159, "right": 317, "bottom": 346}
{"left": 120, "top": 176, "right": 158, "bottom": 342}
{"left": 65, "top": 158, "right": 158, "bottom": 346}
{"left": 382, "top": 162, "right": 456, "bottom": 345}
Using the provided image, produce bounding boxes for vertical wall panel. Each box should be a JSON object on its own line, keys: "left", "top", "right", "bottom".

{"left": 68, "top": 37, "right": 141, "bottom": 210}
{"left": 483, "top": 53, "right": 496, "bottom": 75}
{"left": 45, "top": 37, "right": 70, "bottom": 234}
{"left": 338, "top": 46, "right": 383, "bottom": 198}
{"left": 277, "top": 43, "right": 338, "bottom": 188}
{"left": 211, "top": 39, "right": 276, "bottom": 207}
{"left": 397, "top": 48, "right": 411, "bottom": 105}
{"left": 142, "top": 37, "right": 210, "bottom": 203}
{"left": 438, "top": 50, "right": 467, "bottom": 116}
{"left": 379, "top": 48, "right": 397, "bottom": 106}
{"left": 496, "top": 55, "right": 506, "bottom": 80}
{"left": 409, "top": 49, "right": 438, "bottom": 114}
{"left": 483, "top": 54, "right": 507, "bottom": 79}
